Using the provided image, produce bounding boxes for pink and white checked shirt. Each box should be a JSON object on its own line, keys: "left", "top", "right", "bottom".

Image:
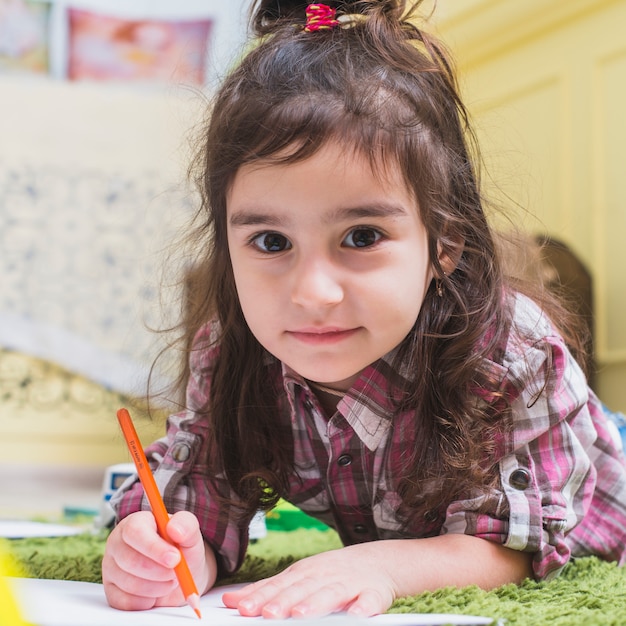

{"left": 113, "top": 294, "right": 626, "bottom": 580}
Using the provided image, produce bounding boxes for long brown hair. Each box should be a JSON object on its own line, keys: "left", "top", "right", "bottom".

{"left": 171, "top": 0, "right": 588, "bottom": 521}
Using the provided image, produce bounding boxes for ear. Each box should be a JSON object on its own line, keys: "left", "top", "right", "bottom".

{"left": 436, "top": 237, "right": 464, "bottom": 277}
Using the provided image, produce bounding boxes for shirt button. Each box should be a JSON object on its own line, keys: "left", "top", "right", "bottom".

{"left": 509, "top": 468, "right": 531, "bottom": 490}
{"left": 337, "top": 454, "right": 353, "bottom": 467}
{"left": 353, "top": 524, "right": 367, "bottom": 534}
{"left": 171, "top": 443, "right": 191, "bottom": 462}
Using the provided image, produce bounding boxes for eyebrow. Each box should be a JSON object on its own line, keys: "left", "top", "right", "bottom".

{"left": 229, "top": 211, "right": 284, "bottom": 227}
{"left": 229, "top": 203, "right": 409, "bottom": 228}
{"left": 329, "top": 204, "right": 409, "bottom": 222}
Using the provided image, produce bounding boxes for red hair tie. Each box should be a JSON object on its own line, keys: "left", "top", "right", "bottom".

{"left": 304, "top": 3, "right": 339, "bottom": 32}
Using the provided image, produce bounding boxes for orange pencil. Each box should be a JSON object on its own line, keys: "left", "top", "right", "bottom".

{"left": 116, "top": 407, "right": 202, "bottom": 619}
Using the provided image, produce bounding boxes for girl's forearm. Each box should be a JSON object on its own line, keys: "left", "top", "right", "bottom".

{"left": 383, "top": 534, "right": 533, "bottom": 597}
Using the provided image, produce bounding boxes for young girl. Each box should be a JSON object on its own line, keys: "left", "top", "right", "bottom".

{"left": 103, "top": 0, "right": 626, "bottom": 619}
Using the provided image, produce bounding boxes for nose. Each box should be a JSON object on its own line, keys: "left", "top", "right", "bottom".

{"left": 290, "top": 255, "right": 344, "bottom": 308}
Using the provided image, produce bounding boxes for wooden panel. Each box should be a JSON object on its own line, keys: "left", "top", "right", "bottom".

{"left": 472, "top": 76, "right": 566, "bottom": 237}
{"left": 434, "top": 0, "right": 621, "bottom": 70}
{"left": 434, "top": 0, "right": 626, "bottom": 410}
{"left": 593, "top": 48, "right": 626, "bottom": 362}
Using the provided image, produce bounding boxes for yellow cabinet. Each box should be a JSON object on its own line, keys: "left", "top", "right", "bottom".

{"left": 433, "top": 0, "right": 626, "bottom": 410}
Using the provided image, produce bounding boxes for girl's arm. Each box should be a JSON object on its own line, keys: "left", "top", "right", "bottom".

{"left": 102, "top": 510, "right": 217, "bottom": 611}
{"left": 222, "top": 534, "right": 532, "bottom": 619}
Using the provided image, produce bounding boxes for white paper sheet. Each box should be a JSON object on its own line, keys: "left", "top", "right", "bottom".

{"left": 0, "top": 520, "right": 83, "bottom": 539}
{"left": 8, "top": 578, "right": 494, "bottom": 625}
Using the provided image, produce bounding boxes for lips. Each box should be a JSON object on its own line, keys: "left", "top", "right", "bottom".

{"left": 287, "top": 327, "right": 360, "bottom": 345}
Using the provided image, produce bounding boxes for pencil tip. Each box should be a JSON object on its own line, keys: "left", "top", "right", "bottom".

{"left": 187, "top": 593, "right": 202, "bottom": 619}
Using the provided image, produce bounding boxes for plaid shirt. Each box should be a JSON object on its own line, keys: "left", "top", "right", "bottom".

{"left": 113, "top": 294, "right": 626, "bottom": 581}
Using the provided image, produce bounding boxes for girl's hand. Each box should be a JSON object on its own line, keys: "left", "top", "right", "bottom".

{"left": 222, "top": 542, "right": 397, "bottom": 619}
{"left": 222, "top": 535, "right": 532, "bottom": 619}
{"left": 102, "top": 510, "right": 216, "bottom": 611}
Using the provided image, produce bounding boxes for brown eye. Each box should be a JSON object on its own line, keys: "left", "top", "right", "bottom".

{"left": 252, "top": 232, "right": 291, "bottom": 252}
{"left": 344, "top": 228, "right": 382, "bottom": 248}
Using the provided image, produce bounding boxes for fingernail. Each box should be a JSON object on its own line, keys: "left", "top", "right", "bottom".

{"left": 348, "top": 606, "right": 368, "bottom": 618}
{"left": 168, "top": 523, "right": 183, "bottom": 537}
{"left": 292, "top": 603, "right": 311, "bottom": 617}
{"left": 239, "top": 599, "right": 263, "bottom": 617}
{"left": 263, "top": 603, "right": 284, "bottom": 619}
{"left": 163, "top": 551, "right": 180, "bottom": 568}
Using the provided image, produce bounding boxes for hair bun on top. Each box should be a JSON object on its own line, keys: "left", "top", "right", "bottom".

{"left": 250, "top": 0, "right": 409, "bottom": 33}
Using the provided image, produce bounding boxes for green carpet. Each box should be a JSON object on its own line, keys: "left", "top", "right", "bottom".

{"left": 7, "top": 528, "right": 626, "bottom": 625}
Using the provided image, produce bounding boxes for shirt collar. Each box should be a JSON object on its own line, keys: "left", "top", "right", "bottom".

{"left": 280, "top": 351, "right": 405, "bottom": 451}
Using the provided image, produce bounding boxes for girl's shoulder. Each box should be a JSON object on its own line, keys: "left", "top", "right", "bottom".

{"left": 475, "top": 291, "right": 556, "bottom": 362}
{"left": 498, "top": 291, "right": 562, "bottom": 363}
{"left": 477, "top": 291, "right": 576, "bottom": 400}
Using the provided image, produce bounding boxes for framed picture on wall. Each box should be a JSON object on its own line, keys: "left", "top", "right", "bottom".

{"left": 66, "top": 9, "right": 213, "bottom": 85}
{"left": 0, "top": 0, "right": 52, "bottom": 75}
{"left": 30, "top": 0, "right": 249, "bottom": 86}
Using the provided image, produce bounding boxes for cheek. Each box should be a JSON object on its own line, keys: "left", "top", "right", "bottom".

{"left": 229, "top": 244, "right": 255, "bottom": 297}
{"left": 376, "top": 255, "right": 432, "bottom": 316}
{"left": 231, "top": 268, "right": 278, "bottom": 335}
{"left": 229, "top": 255, "right": 253, "bottom": 315}
{"left": 232, "top": 272, "right": 256, "bottom": 314}
{"left": 392, "top": 292, "right": 427, "bottom": 331}
{"left": 388, "top": 281, "right": 431, "bottom": 336}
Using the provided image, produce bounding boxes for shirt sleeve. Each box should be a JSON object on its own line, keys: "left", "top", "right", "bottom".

{"left": 443, "top": 330, "right": 599, "bottom": 581}
{"left": 111, "top": 324, "right": 250, "bottom": 576}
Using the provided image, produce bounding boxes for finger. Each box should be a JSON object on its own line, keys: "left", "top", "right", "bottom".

{"left": 288, "top": 581, "right": 353, "bottom": 619}
{"left": 166, "top": 510, "right": 201, "bottom": 548}
{"left": 110, "top": 544, "right": 180, "bottom": 583}
{"left": 102, "top": 553, "right": 178, "bottom": 605}
{"left": 347, "top": 587, "right": 389, "bottom": 618}
{"left": 104, "top": 516, "right": 180, "bottom": 594}
{"left": 259, "top": 578, "right": 329, "bottom": 620}
{"left": 119, "top": 512, "right": 181, "bottom": 571}
{"left": 104, "top": 581, "right": 159, "bottom": 612}
{"left": 221, "top": 574, "right": 286, "bottom": 607}
{"left": 165, "top": 511, "right": 206, "bottom": 571}
{"left": 224, "top": 578, "right": 293, "bottom": 617}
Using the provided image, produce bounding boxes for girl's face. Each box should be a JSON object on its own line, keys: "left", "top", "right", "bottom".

{"left": 227, "top": 141, "right": 435, "bottom": 391}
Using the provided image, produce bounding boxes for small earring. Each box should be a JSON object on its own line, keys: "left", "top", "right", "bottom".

{"left": 436, "top": 272, "right": 447, "bottom": 297}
